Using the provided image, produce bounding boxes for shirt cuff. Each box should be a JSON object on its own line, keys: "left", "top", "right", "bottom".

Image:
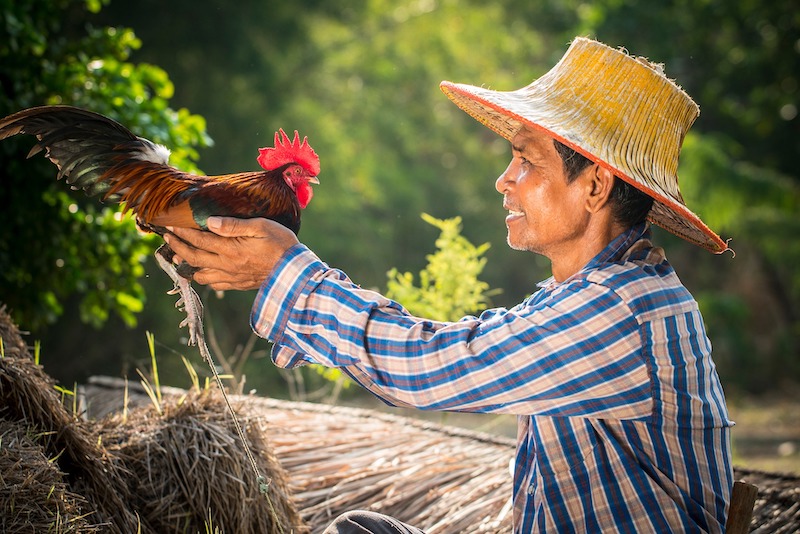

{"left": 249, "top": 243, "right": 327, "bottom": 347}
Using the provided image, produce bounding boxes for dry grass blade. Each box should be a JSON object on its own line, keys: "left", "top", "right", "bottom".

{"left": 0, "top": 419, "right": 101, "bottom": 533}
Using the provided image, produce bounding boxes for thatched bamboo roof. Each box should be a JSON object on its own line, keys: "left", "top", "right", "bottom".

{"left": 241, "top": 396, "right": 516, "bottom": 532}
{"left": 731, "top": 468, "right": 800, "bottom": 533}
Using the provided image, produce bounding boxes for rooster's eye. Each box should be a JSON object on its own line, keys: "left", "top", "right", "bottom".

{"left": 295, "top": 167, "right": 302, "bottom": 175}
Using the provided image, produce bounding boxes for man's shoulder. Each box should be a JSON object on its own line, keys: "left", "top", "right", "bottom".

{"left": 579, "top": 255, "right": 698, "bottom": 323}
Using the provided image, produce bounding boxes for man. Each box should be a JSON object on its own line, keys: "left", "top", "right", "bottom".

{"left": 166, "top": 37, "right": 734, "bottom": 533}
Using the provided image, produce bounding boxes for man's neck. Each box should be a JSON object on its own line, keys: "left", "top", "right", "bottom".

{"left": 548, "top": 222, "right": 628, "bottom": 282}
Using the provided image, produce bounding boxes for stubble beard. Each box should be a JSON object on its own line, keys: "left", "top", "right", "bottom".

{"left": 506, "top": 224, "right": 547, "bottom": 256}
{"left": 506, "top": 228, "right": 534, "bottom": 253}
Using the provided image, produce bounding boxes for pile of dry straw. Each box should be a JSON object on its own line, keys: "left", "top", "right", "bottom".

{"left": 87, "top": 376, "right": 517, "bottom": 533}
{"left": 0, "top": 305, "right": 302, "bottom": 533}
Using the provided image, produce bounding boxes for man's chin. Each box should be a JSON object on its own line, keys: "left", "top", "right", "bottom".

{"left": 507, "top": 236, "right": 526, "bottom": 251}
{"left": 507, "top": 234, "right": 540, "bottom": 254}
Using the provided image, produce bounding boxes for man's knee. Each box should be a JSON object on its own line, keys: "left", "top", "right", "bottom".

{"left": 323, "top": 510, "right": 371, "bottom": 533}
{"left": 323, "top": 510, "right": 424, "bottom": 534}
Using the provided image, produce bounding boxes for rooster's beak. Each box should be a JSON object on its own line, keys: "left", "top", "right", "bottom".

{"left": 308, "top": 176, "right": 320, "bottom": 184}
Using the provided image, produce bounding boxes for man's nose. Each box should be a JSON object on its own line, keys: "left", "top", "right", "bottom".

{"left": 495, "top": 160, "right": 515, "bottom": 193}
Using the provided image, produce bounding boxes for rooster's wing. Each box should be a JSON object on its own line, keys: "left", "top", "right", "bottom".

{"left": 0, "top": 105, "right": 210, "bottom": 225}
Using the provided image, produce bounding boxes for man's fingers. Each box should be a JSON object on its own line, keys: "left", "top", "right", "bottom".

{"left": 164, "top": 230, "right": 221, "bottom": 267}
{"left": 162, "top": 218, "right": 297, "bottom": 291}
{"left": 192, "top": 267, "right": 262, "bottom": 291}
{"left": 169, "top": 226, "right": 223, "bottom": 250}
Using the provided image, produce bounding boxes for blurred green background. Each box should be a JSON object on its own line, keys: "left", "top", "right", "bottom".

{"left": 1, "top": 0, "right": 798, "bottom": 471}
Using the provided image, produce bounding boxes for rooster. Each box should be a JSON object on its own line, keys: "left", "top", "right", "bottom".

{"left": 0, "top": 105, "right": 320, "bottom": 345}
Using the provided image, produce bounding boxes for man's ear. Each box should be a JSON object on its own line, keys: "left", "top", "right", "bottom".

{"left": 585, "top": 164, "right": 616, "bottom": 213}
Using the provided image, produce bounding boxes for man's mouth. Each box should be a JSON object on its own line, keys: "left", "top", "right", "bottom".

{"left": 504, "top": 203, "right": 524, "bottom": 222}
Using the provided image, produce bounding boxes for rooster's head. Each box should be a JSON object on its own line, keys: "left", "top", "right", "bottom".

{"left": 257, "top": 129, "right": 320, "bottom": 208}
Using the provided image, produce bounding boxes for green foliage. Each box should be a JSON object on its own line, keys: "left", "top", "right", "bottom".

{"left": 0, "top": 0, "right": 211, "bottom": 330}
{"left": 386, "top": 214, "right": 497, "bottom": 321}
{"left": 696, "top": 292, "right": 758, "bottom": 391}
{"left": 680, "top": 133, "right": 800, "bottom": 246}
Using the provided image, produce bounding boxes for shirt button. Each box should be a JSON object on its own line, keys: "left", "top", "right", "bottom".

{"left": 527, "top": 483, "right": 535, "bottom": 495}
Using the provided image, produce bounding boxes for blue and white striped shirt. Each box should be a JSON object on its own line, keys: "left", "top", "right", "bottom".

{"left": 251, "top": 224, "right": 734, "bottom": 532}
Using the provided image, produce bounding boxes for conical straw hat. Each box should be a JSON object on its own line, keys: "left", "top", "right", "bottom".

{"left": 440, "top": 37, "right": 729, "bottom": 253}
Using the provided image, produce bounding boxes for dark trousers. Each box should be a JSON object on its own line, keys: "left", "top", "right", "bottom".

{"left": 322, "top": 510, "right": 426, "bottom": 534}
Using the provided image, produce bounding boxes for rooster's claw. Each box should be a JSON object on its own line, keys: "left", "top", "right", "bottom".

{"left": 154, "top": 245, "right": 204, "bottom": 346}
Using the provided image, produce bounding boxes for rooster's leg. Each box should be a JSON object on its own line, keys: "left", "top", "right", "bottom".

{"left": 154, "top": 244, "right": 204, "bottom": 346}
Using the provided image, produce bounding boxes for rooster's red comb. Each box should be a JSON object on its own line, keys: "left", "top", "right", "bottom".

{"left": 257, "top": 129, "right": 320, "bottom": 176}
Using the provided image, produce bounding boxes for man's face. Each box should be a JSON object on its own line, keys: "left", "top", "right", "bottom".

{"left": 495, "top": 127, "right": 591, "bottom": 257}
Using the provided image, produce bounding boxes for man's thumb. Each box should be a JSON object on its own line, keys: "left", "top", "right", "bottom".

{"left": 207, "top": 216, "right": 248, "bottom": 236}
{"left": 207, "top": 216, "right": 270, "bottom": 237}
{"left": 207, "top": 216, "right": 224, "bottom": 232}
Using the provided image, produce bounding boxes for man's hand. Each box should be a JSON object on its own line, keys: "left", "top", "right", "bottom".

{"left": 165, "top": 217, "right": 298, "bottom": 291}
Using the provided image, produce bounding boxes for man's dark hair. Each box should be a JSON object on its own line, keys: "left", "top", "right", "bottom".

{"left": 553, "top": 139, "right": 654, "bottom": 228}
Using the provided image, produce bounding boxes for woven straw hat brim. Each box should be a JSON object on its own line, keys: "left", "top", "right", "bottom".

{"left": 439, "top": 38, "right": 729, "bottom": 254}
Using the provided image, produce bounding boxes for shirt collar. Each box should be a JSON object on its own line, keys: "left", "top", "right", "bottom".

{"left": 586, "top": 222, "right": 652, "bottom": 269}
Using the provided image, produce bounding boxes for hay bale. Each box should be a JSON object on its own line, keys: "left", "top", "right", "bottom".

{"left": 0, "top": 305, "right": 27, "bottom": 359}
{"left": 0, "top": 332, "right": 140, "bottom": 532}
{"left": 0, "top": 306, "right": 305, "bottom": 534}
{"left": 95, "top": 389, "right": 307, "bottom": 534}
{"left": 0, "top": 418, "right": 100, "bottom": 533}
{"left": 83, "top": 378, "right": 514, "bottom": 533}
